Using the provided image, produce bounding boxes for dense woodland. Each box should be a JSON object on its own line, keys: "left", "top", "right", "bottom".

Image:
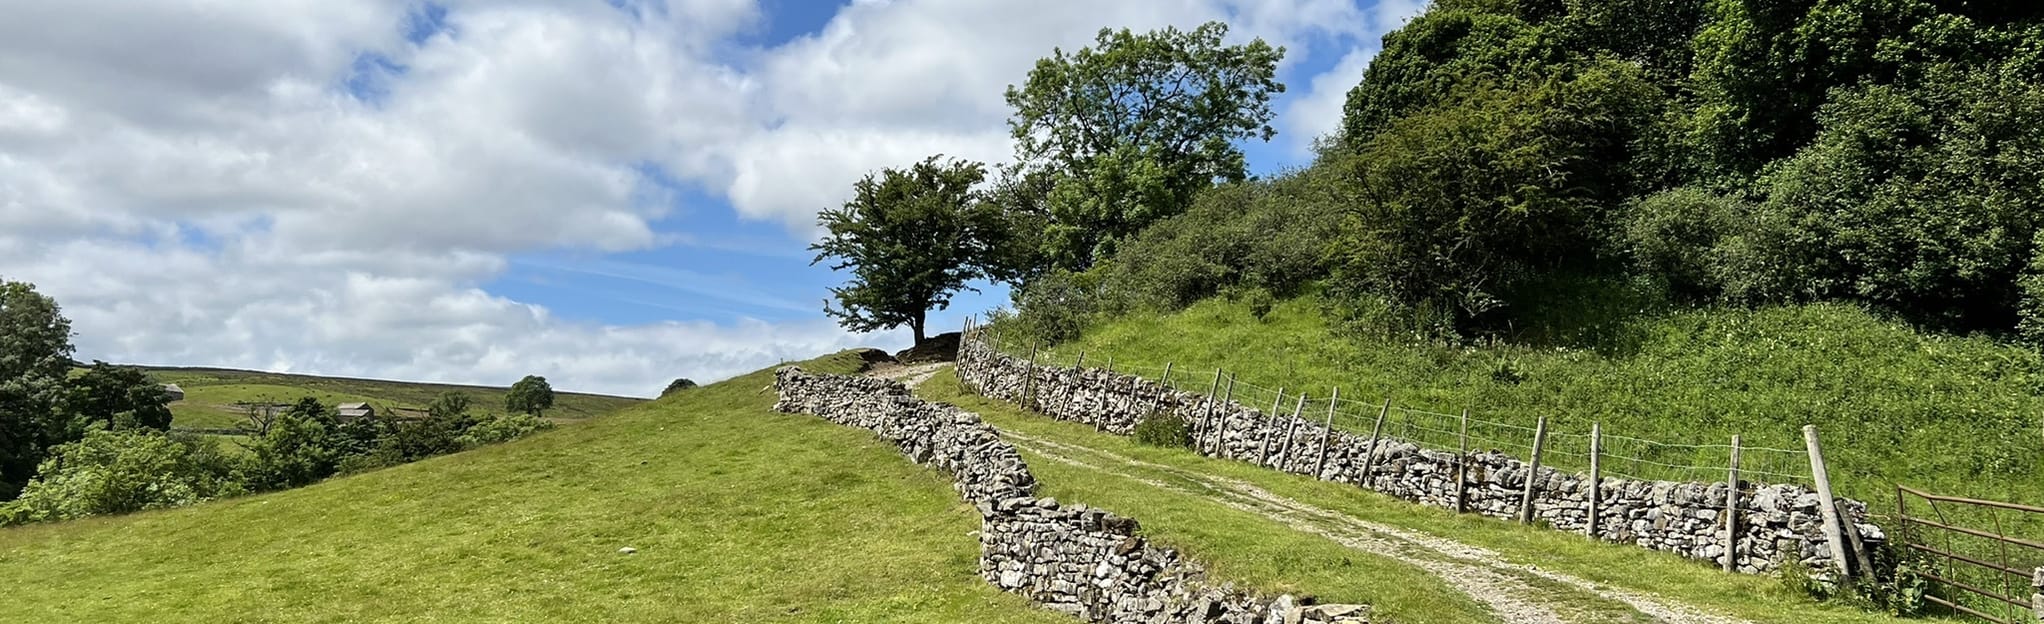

{"left": 1032, "top": 0, "right": 2044, "bottom": 345}
{"left": 810, "top": 1, "right": 2044, "bottom": 352}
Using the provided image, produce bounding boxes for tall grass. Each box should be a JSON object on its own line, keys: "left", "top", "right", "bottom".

{"left": 1012, "top": 295, "right": 2044, "bottom": 516}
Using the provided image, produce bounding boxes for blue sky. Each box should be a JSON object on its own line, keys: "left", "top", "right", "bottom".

{"left": 0, "top": 0, "right": 1422, "bottom": 395}
{"left": 483, "top": 0, "right": 1380, "bottom": 334}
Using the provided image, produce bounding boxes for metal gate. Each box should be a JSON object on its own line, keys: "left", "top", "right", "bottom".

{"left": 1894, "top": 485, "right": 2044, "bottom": 623}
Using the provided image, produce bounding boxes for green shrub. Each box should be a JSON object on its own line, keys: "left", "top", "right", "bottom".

{"left": 1013, "top": 269, "right": 1101, "bottom": 344}
{"left": 334, "top": 447, "right": 403, "bottom": 476}
{"left": 456, "top": 413, "right": 557, "bottom": 449}
{"left": 1088, "top": 168, "right": 1345, "bottom": 315}
{"left": 236, "top": 412, "right": 341, "bottom": 492}
{"left": 1619, "top": 188, "right": 1748, "bottom": 301}
{"left": 380, "top": 415, "right": 464, "bottom": 462}
{"left": 1, "top": 428, "right": 242, "bottom": 525}
{"left": 1727, "top": 70, "right": 2044, "bottom": 333}
{"left": 1131, "top": 411, "right": 1194, "bottom": 449}
{"left": 1777, "top": 543, "right": 1933, "bottom": 617}
{"left": 1329, "top": 61, "right": 1664, "bottom": 334}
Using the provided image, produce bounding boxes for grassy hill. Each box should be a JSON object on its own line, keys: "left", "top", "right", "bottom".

{"left": 0, "top": 353, "right": 1062, "bottom": 623}
{"left": 1021, "top": 295, "right": 2044, "bottom": 518}
{"left": 146, "top": 367, "right": 644, "bottom": 429}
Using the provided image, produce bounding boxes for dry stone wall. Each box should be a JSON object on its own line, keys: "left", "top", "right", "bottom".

{"left": 956, "top": 337, "right": 1885, "bottom": 577}
{"left": 2032, "top": 566, "right": 2042, "bottom": 622}
{"left": 772, "top": 366, "right": 1368, "bottom": 624}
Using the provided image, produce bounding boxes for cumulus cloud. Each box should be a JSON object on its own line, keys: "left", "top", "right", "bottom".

{"left": 0, "top": 0, "right": 1408, "bottom": 397}
{"left": 1279, "top": 0, "right": 1427, "bottom": 154}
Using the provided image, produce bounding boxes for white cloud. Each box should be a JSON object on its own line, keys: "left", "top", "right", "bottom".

{"left": 0, "top": 0, "right": 1408, "bottom": 397}
{"left": 1277, "top": 0, "right": 1427, "bottom": 154}
{"left": 1283, "top": 47, "right": 1376, "bottom": 153}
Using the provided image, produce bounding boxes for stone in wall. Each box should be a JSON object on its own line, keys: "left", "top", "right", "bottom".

{"left": 774, "top": 366, "right": 1368, "bottom": 624}
{"left": 955, "top": 335, "right": 1885, "bottom": 577}
{"left": 2031, "top": 566, "right": 2042, "bottom": 622}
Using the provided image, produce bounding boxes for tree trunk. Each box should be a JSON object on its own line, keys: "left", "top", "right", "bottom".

{"left": 911, "top": 313, "right": 926, "bottom": 345}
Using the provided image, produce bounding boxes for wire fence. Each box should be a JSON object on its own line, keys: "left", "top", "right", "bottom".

{"left": 971, "top": 325, "right": 1818, "bottom": 489}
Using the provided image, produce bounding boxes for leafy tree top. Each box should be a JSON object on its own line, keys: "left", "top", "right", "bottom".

{"left": 810, "top": 156, "right": 1000, "bottom": 343}
{"left": 506, "top": 375, "right": 554, "bottom": 416}
{"left": 0, "top": 279, "right": 77, "bottom": 499}
{"left": 1005, "top": 21, "right": 1284, "bottom": 180}
{"left": 661, "top": 378, "right": 697, "bottom": 396}
{"left": 65, "top": 362, "right": 174, "bottom": 432}
{"left": 1002, "top": 21, "right": 1285, "bottom": 270}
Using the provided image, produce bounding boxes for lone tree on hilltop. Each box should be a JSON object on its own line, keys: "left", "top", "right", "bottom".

{"left": 506, "top": 375, "right": 554, "bottom": 416}
{"left": 811, "top": 155, "right": 1006, "bottom": 345}
{"left": 1005, "top": 21, "right": 1284, "bottom": 271}
{"left": 661, "top": 378, "right": 697, "bottom": 396}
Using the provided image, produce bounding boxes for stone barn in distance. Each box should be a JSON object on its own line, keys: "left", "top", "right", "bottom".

{"left": 160, "top": 384, "right": 185, "bottom": 402}
{"left": 336, "top": 402, "right": 376, "bottom": 421}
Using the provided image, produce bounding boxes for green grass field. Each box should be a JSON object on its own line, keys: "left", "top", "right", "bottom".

{"left": 148, "top": 367, "right": 644, "bottom": 430}
{"left": 0, "top": 353, "right": 1063, "bottom": 623}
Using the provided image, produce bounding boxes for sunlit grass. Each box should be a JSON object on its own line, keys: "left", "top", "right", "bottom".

{"left": 0, "top": 353, "right": 1065, "bottom": 624}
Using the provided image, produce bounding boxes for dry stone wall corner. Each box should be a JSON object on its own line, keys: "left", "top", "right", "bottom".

{"left": 771, "top": 365, "right": 1368, "bottom": 624}
{"left": 953, "top": 337, "right": 1885, "bottom": 577}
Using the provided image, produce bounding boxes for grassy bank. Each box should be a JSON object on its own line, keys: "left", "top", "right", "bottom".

{"left": 0, "top": 353, "right": 1060, "bottom": 623}
{"left": 1007, "top": 295, "right": 2044, "bottom": 515}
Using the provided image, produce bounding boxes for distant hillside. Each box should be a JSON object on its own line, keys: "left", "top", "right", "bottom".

{"left": 143, "top": 366, "right": 644, "bottom": 430}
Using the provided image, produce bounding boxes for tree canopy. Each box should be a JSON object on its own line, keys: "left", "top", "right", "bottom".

{"left": 1312, "top": 0, "right": 2044, "bottom": 336}
{"left": 1005, "top": 21, "right": 1284, "bottom": 271}
{"left": 506, "top": 375, "right": 554, "bottom": 416}
{"left": 66, "top": 361, "right": 174, "bottom": 432}
{"left": 661, "top": 378, "right": 697, "bottom": 396}
{"left": 994, "top": 0, "right": 2044, "bottom": 346}
{"left": 0, "top": 280, "right": 78, "bottom": 499}
{"left": 811, "top": 156, "right": 1001, "bottom": 344}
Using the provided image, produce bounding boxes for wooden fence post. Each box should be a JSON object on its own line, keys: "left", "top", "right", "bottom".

{"left": 1313, "top": 387, "right": 1340, "bottom": 479}
{"left": 1519, "top": 416, "right": 1548, "bottom": 524}
{"left": 1724, "top": 434, "right": 1743, "bottom": 573}
{"left": 1358, "top": 398, "right": 1391, "bottom": 488}
{"left": 1258, "top": 388, "right": 1285, "bottom": 466}
{"left": 1803, "top": 425, "right": 1854, "bottom": 579}
{"left": 1196, "top": 369, "right": 1223, "bottom": 448}
{"left": 1095, "top": 356, "right": 1114, "bottom": 432}
{"left": 1149, "top": 361, "right": 1175, "bottom": 417}
{"left": 958, "top": 317, "right": 974, "bottom": 392}
{"left": 1276, "top": 393, "right": 1307, "bottom": 471}
{"left": 1211, "top": 374, "right": 1235, "bottom": 457}
{"left": 1587, "top": 422, "right": 1602, "bottom": 539}
{"left": 1022, "top": 339, "right": 1040, "bottom": 410}
{"left": 1063, "top": 352, "right": 1085, "bottom": 417}
{"left": 1456, "top": 408, "right": 1470, "bottom": 514}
